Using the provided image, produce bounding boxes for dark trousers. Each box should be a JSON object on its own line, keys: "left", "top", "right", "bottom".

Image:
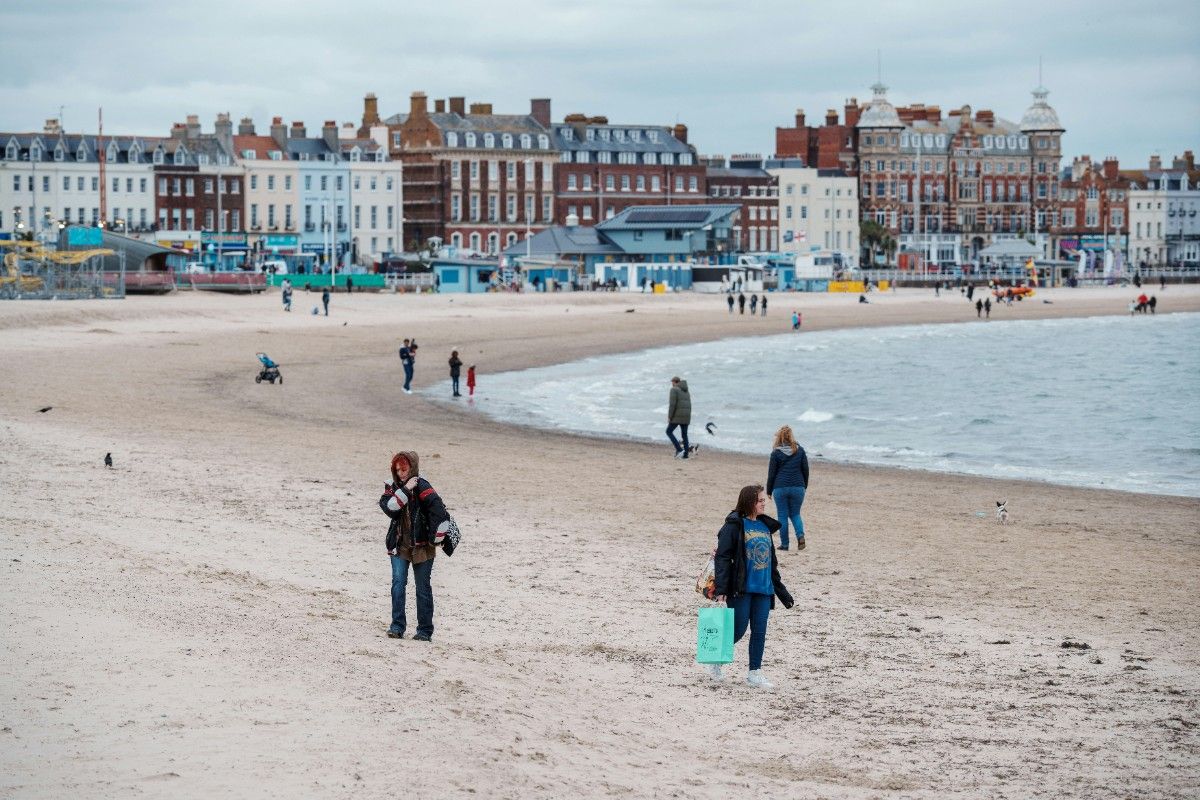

{"left": 729, "top": 593, "right": 771, "bottom": 670}
{"left": 390, "top": 556, "right": 434, "bottom": 638}
{"left": 451, "top": 376, "right": 460, "bottom": 395}
{"left": 666, "top": 423, "right": 690, "bottom": 454}
{"left": 403, "top": 363, "right": 414, "bottom": 391}
{"left": 323, "top": 299, "right": 329, "bottom": 315}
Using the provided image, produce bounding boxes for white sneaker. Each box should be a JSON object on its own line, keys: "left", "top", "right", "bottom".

{"left": 403, "top": 388, "right": 413, "bottom": 395}
{"left": 704, "top": 663, "right": 724, "bottom": 681}
{"left": 746, "top": 670, "right": 774, "bottom": 690}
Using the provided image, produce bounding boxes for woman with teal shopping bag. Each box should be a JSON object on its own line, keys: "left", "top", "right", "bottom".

{"left": 710, "top": 484, "right": 793, "bottom": 688}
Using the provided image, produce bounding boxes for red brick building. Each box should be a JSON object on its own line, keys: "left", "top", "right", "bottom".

{"left": 376, "top": 92, "right": 556, "bottom": 254}
{"left": 774, "top": 103, "right": 859, "bottom": 172}
{"left": 1056, "top": 155, "right": 1133, "bottom": 258}
{"left": 704, "top": 155, "right": 779, "bottom": 251}
{"left": 151, "top": 116, "right": 244, "bottom": 237}
{"left": 550, "top": 115, "right": 706, "bottom": 225}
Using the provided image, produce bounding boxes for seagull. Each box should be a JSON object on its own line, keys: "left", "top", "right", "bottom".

{"left": 104, "top": 453, "right": 113, "bottom": 468}
{"left": 705, "top": 422, "right": 717, "bottom": 436}
{"left": 37, "top": 406, "right": 53, "bottom": 413}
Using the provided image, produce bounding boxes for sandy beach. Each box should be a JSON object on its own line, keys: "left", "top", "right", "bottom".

{"left": 2, "top": 285, "right": 1198, "bottom": 799}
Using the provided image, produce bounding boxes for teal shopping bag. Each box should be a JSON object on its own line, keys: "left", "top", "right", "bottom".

{"left": 696, "top": 606, "right": 735, "bottom": 664}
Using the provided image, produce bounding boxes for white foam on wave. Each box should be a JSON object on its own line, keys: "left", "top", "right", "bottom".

{"left": 797, "top": 409, "right": 835, "bottom": 423}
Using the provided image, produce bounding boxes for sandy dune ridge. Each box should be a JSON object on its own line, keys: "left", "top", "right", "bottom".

{"left": 1, "top": 286, "right": 1198, "bottom": 799}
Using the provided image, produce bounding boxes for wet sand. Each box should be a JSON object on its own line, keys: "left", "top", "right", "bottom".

{"left": 2, "top": 285, "right": 1198, "bottom": 799}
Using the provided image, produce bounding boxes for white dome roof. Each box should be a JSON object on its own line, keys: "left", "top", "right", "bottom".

{"left": 1020, "top": 86, "right": 1063, "bottom": 133}
{"left": 856, "top": 83, "right": 903, "bottom": 129}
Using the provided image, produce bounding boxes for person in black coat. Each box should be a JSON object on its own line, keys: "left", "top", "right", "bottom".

{"left": 710, "top": 484, "right": 793, "bottom": 688}
{"left": 448, "top": 350, "right": 463, "bottom": 397}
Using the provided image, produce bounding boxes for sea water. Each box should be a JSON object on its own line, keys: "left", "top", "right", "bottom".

{"left": 449, "top": 313, "right": 1200, "bottom": 497}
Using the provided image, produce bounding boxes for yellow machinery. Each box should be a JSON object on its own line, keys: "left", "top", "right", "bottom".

{"left": 0, "top": 240, "right": 115, "bottom": 298}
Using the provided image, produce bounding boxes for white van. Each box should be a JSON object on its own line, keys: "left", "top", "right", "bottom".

{"left": 260, "top": 259, "right": 288, "bottom": 275}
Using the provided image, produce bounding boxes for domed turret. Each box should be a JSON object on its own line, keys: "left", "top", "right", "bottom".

{"left": 1020, "top": 86, "right": 1063, "bottom": 133}
{"left": 856, "top": 82, "right": 903, "bottom": 129}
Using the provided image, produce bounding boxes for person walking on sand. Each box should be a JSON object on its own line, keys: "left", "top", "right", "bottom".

{"left": 727, "top": 293, "right": 734, "bottom": 315}
{"left": 708, "top": 484, "right": 794, "bottom": 687}
{"left": 379, "top": 451, "right": 451, "bottom": 641}
{"left": 448, "top": 350, "right": 463, "bottom": 397}
{"left": 760, "top": 295, "right": 767, "bottom": 317}
{"left": 1149, "top": 295, "right": 1157, "bottom": 314}
{"left": 750, "top": 294, "right": 758, "bottom": 315}
{"left": 975, "top": 298, "right": 983, "bottom": 318}
{"left": 399, "top": 338, "right": 415, "bottom": 394}
{"left": 791, "top": 310, "right": 800, "bottom": 330}
{"left": 666, "top": 376, "right": 693, "bottom": 459}
{"left": 984, "top": 298, "right": 991, "bottom": 318}
{"left": 281, "top": 278, "right": 293, "bottom": 312}
{"left": 322, "top": 286, "right": 330, "bottom": 316}
{"left": 738, "top": 292, "right": 746, "bottom": 315}
{"left": 766, "top": 425, "right": 810, "bottom": 551}
{"left": 467, "top": 364, "right": 476, "bottom": 397}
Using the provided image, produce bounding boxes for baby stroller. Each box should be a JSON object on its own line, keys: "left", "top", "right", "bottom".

{"left": 256, "top": 352, "right": 282, "bottom": 384}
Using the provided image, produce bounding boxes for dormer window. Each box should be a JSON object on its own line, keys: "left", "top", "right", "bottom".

{"left": 1019, "top": 136, "right": 1029, "bottom": 150}
{"left": 644, "top": 152, "right": 656, "bottom": 165}
{"left": 520, "top": 134, "right": 531, "bottom": 149}
{"left": 447, "top": 132, "right": 458, "bottom": 147}
{"left": 128, "top": 146, "right": 141, "bottom": 163}
{"left": 76, "top": 144, "right": 87, "bottom": 162}
{"left": 586, "top": 129, "right": 596, "bottom": 141}
{"left": 107, "top": 142, "right": 118, "bottom": 162}
{"left": 242, "top": 149, "right": 257, "bottom": 159}
{"left": 153, "top": 148, "right": 165, "bottom": 165}
{"left": 648, "top": 130, "right": 659, "bottom": 143}
{"left": 324, "top": 153, "right": 335, "bottom": 162}
{"left": 630, "top": 130, "right": 641, "bottom": 142}
{"left": 375, "top": 151, "right": 384, "bottom": 162}
{"left": 54, "top": 146, "right": 65, "bottom": 162}
{"left": 662, "top": 153, "right": 674, "bottom": 166}
{"left": 599, "top": 129, "right": 610, "bottom": 141}
{"left": 218, "top": 154, "right": 229, "bottom": 166}
{"left": 538, "top": 135, "right": 549, "bottom": 149}
{"left": 501, "top": 133, "right": 513, "bottom": 148}
{"left": 349, "top": 148, "right": 361, "bottom": 162}
{"left": 197, "top": 154, "right": 209, "bottom": 165}
{"left": 935, "top": 135, "right": 946, "bottom": 148}
{"left": 900, "top": 134, "right": 909, "bottom": 147}
{"left": 31, "top": 145, "right": 43, "bottom": 161}
{"left": 269, "top": 151, "right": 282, "bottom": 161}
{"left": 561, "top": 128, "right": 573, "bottom": 142}
{"left": 5, "top": 143, "right": 16, "bottom": 160}
{"left": 680, "top": 153, "right": 693, "bottom": 166}
{"left": 464, "top": 132, "right": 476, "bottom": 147}
{"left": 484, "top": 133, "right": 495, "bottom": 148}
{"left": 614, "top": 129, "right": 625, "bottom": 142}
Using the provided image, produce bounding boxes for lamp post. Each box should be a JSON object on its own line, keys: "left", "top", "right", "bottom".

{"left": 525, "top": 159, "right": 534, "bottom": 261}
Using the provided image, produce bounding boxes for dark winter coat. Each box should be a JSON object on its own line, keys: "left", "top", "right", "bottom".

{"left": 449, "top": 356, "right": 463, "bottom": 378}
{"left": 379, "top": 452, "right": 449, "bottom": 563}
{"left": 767, "top": 445, "right": 809, "bottom": 494}
{"left": 668, "top": 380, "right": 692, "bottom": 424}
{"left": 713, "top": 511, "right": 793, "bottom": 609}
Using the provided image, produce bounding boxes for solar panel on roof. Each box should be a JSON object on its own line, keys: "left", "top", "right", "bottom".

{"left": 623, "top": 209, "right": 710, "bottom": 224}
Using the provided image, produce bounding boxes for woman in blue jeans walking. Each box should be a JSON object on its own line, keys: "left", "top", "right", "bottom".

{"left": 379, "top": 451, "right": 451, "bottom": 641}
{"left": 711, "top": 484, "right": 794, "bottom": 688}
{"left": 766, "top": 425, "right": 810, "bottom": 551}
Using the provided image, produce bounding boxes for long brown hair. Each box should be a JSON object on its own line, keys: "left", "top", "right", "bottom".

{"left": 736, "top": 484, "right": 764, "bottom": 517}
{"left": 772, "top": 425, "right": 797, "bottom": 450}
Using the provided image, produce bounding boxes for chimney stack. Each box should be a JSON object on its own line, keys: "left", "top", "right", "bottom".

{"left": 468, "top": 103, "right": 493, "bottom": 115}
{"left": 238, "top": 117, "right": 256, "bottom": 136}
{"left": 323, "top": 120, "right": 339, "bottom": 152}
{"left": 795, "top": 108, "right": 806, "bottom": 128}
{"left": 927, "top": 105, "right": 941, "bottom": 124}
{"left": 270, "top": 117, "right": 287, "bottom": 149}
{"left": 1103, "top": 157, "right": 1119, "bottom": 181}
{"left": 825, "top": 109, "right": 838, "bottom": 126}
{"left": 185, "top": 114, "right": 201, "bottom": 139}
{"left": 362, "top": 92, "right": 380, "bottom": 127}
{"left": 171, "top": 122, "right": 187, "bottom": 140}
{"left": 410, "top": 91, "right": 428, "bottom": 118}
{"left": 1185, "top": 150, "right": 1195, "bottom": 171}
{"left": 530, "top": 98, "right": 551, "bottom": 128}
{"left": 43, "top": 118, "right": 62, "bottom": 135}
{"left": 1148, "top": 154, "right": 1161, "bottom": 171}
{"left": 673, "top": 123, "right": 688, "bottom": 144}
{"left": 449, "top": 96, "right": 465, "bottom": 116}
{"left": 214, "top": 113, "right": 233, "bottom": 151}
{"left": 435, "top": 99, "right": 445, "bottom": 113}
{"left": 290, "top": 121, "right": 307, "bottom": 139}
{"left": 845, "top": 99, "right": 861, "bottom": 128}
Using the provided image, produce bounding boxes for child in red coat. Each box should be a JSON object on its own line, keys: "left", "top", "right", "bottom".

{"left": 467, "top": 365, "right": 476, "bottom": 397}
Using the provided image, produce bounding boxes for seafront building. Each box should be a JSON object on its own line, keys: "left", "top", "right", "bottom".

{"left": 765, "top": 159, "right": 858, "bottom": 262}
{"left": 773, "top": 83, "right": 1065, "bottom": 268}
{"left": 1127, "top": 153, "right": 1200, "bottom": 267}
{"left": 704, "top": 156, "right": 779, "bottom": 252}
{"left": 1055, "top": 155, "right": 1133, "bottom": 267}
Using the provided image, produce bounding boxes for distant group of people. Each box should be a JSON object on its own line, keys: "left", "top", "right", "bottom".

{"left": 974, "top": 297, "right": 992, "bottom": 318}
{"left": 1130, "top": 294, "right": 1158, "bottom": 315}
{"left": 726, "top": 292, "right": 768, "bottom": 316}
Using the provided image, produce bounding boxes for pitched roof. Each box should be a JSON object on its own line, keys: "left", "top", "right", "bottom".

{"left": 597, "top": 204, "right": 742, "bottom": 231}
{"left": 501, "top": 225, "right": 621, "bottom": 259}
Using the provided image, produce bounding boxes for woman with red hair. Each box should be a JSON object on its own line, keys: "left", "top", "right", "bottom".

{"left": 379, "top": 451, "right": 451, "bottom": 641}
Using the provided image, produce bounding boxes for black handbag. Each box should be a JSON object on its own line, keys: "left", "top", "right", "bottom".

{"left": 441, "top": 515, "right": 462, "bottom": 556}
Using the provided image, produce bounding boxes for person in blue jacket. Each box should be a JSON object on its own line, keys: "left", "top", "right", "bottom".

{"left": 766, "top": 424, "right": 810, "bottom": 551}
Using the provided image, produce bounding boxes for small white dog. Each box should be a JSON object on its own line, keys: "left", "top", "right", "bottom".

{"left": 996, "top": 500, "right": 1009, "bottom": 524}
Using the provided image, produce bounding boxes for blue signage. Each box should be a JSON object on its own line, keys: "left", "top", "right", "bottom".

{"left": 68, "top": 227, "right": 103, "bottom": 246}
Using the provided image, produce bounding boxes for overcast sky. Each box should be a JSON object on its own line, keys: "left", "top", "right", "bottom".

{"left": 2, "top": 0, "right": 1196, "bottom": 168}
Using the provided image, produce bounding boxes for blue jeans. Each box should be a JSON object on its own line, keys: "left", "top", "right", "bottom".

{"left": 402, "top": 363, "right": 414, "bottom": 391}
{"left": 773, "top": 486, "right": 806, "bottom": 547}
{"left": 666, "top": 423, "right": 690, "bottom": 455}
{"left": 451, "top": 376, "right": 460, "bottom": 395}
{"left": 729, "top": 593, "right": 771, "bottom": 670}
{"left": 390, "top": 556, "right": 434, "bottom": 638}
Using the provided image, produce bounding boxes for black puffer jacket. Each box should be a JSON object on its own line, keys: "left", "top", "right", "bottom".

{"left": 713, "top": 511, "right": 793, "bottom": 609}
{"left": 379, "top": 476, "right": 449, "bottom": 551}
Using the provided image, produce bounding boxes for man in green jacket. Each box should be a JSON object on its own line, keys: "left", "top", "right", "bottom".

{"left": 667, "top": 376, "right": 693, "bottom": 459}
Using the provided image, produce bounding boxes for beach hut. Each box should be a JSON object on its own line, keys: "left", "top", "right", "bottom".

{"left": 431, "top": 257, "right": 502, "bottom": 293}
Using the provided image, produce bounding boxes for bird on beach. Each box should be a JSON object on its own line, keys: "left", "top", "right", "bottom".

{"left": 705, "top": 422, "right": 717, "bottom": 436}
{"left": 104, "top": 453, "right": 113, "bottom": 469}
{"left": 37, "top": 406, "right": 53, "bottom": 413}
